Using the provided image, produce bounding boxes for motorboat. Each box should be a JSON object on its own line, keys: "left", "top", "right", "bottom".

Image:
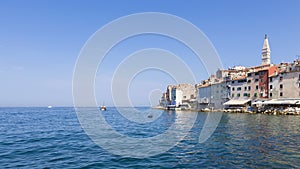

{"left": 100, "top": 105, "right": 106, "bottom": 111}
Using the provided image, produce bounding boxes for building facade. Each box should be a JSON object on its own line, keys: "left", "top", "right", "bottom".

{"left": 197, "top": 78, "right": 230, "bottom": 110}
{"left": 164, "top": 84, "right": 196, "bottom": 108}
{"left": 161, "top": 35, "right": 300, "bottom": 111}
{"left": 230, "top": 76, "right": 248, "bottom": 100}
{"left": 269, "top": 61, "right": 300, "bottom": 99}
{"left": 197, "top": 84, "right": 211, "bottom": 110}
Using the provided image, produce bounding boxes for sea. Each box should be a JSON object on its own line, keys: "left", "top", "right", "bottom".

{"left": 0, "top": 107, "right": 299, "bottom": 168}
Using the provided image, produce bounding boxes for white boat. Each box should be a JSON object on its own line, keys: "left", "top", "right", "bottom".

{"left": 100, "top": 105, "right": 106, "bottom": 111}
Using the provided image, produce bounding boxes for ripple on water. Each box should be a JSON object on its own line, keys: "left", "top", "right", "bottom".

{"left": 0, "top": 108, "right": 299, "bottom": 168}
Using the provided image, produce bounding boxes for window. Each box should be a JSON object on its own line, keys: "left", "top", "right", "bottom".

{"left": 299, "top": 74, "right": 300, "bottom": 80}
{"left": 280, "top": 77, "right": 283, "bottom": 81}
{"left": 260, "top": 93, "right": 263, "bottom": 97}
{"left": 254, "top": 93, "right": 257, "bottom": 97}
{"left": 261, "top": 86, "right": 264, "bottom": 91}
{"left": 270, "top": 77, "right": 273, "bottom": 82}
{"left": 238, "top": 79, "right": 247, "bottom": 83}
{"left": 243, "top": 93, "right": 248, "bottom": 97}
{"left": 255, "top": 79, "right": 259, "bottom": 82}
{"left": 261, "top": 79, "right": 263, "bottom": 82}
{"left": 232, "top": 87, "right": 235, "bottom": 91}
{"left": 183, "top": 96, "right": 186, "bottom": 99}
{"left": 237, "top": 93, "right": 240, "bottom": 97}
{"left": 237, "top": 87, "right": 241, "bottom": 91}
{"left": 232, "top": 94, "right": 234, "bottom": 97}
{"left": 247, "top": 80, "right": 251, "bottom": 83}
{"left": 248, "top": 93, "right": 250, "bottom": 97}
{"left": 244, "top": 86, "right": 247, "bottom": 91}
{"left": 256, "top": 85, "right": 258, "bottom": 90}
{"left": 280, "top": 92, "right": 283, "bottom": 97}
{"left": 232, "top": 81, "right": 235, "bottom": 84}
{"left": 299, "top": 83, "right": 300, "bottom": 88}
{"left": 270, "top": 85, "right": 273, "bottom": 89}
{"left": 248, "top": 86, "right": 251, "bottom": 90}
{"left": 255, "top": 72, "right": 259, "bottom": 76}
{"left": 247, "top": 73, "right": 252, "bottom": 77}
{"left": 280, "top": 84, "right": 283, "bottom": 89}
{"left": 270, "top": 93, "right": 272, "bottom": 97}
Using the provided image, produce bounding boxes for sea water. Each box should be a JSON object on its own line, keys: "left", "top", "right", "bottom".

{"left": 0, "top": 107, "right": 299, "bottom": 168}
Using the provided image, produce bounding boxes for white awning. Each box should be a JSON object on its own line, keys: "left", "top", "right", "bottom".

{"left": 262, "top": 99, "right": 300, "bottom": 105}
{"left": 223, "top": 99, "right": 251, "bottom": 106}
{"left": 252, "top": 100, "right": 265, "bottom": 105}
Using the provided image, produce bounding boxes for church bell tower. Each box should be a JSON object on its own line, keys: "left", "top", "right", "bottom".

{"left": 262, "top": 34, "right": 271, "bottom": 65}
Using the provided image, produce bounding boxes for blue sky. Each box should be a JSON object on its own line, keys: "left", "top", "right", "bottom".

{"left": 1, "top": 0, "right": 300, "bottom": 106}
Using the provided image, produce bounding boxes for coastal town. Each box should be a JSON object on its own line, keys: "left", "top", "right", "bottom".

{"left": 159, "top": 35, "right": 300, "bottom": 115}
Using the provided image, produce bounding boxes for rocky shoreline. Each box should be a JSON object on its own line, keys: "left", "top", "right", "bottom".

{"left": 153, "top": 106, "right": 300, "bottom": 115}
{"left": 200, "top": 107, "right": 300, "bottom": 115}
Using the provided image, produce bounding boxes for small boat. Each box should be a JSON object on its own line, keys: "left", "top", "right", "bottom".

{"left": 100, "top": 105, "right": 106, "bottom": 111}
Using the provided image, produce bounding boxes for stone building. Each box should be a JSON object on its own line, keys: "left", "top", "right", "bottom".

{"left": 229, "top": 76, "right": 248, "bottom": 100}
{"left": 197, "top": 83, "right": 211, "bottom": 110}
{"left": 211, "top": 81, "right": 230, "bottom": 109}
{"left": 269, "top": 60, "right": 300, "bottom": 99}
{"left": 165, "top": 83, "right": 196, "bottom": 108}
{"left": 246, "top": 65, "right": 278, "bottom": 100}
{"left": 197, "top": 77, "right": 230, "bottom": 110}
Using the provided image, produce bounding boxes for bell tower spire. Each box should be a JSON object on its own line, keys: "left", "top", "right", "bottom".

{"left": 262, "top": 34, "right": 271, "bottom": 65}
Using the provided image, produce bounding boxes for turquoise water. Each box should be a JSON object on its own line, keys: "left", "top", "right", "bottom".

{"left": 0, "top": 107, "right": 299, "bottom": 168}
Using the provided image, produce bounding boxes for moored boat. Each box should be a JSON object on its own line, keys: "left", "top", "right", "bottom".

{"left": 100, "top": 105, "right": 106, "bottom": 111}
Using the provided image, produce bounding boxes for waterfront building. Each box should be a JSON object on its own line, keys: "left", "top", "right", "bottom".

{"left": 229, "top": 76, "right": 248, "bottom": 100}
{"left": 166, "top": 85, "right": 172, "bottom": 105}
{"left": 159, "top": 92, "right": 168, "bottom": 108}
{"left": 245, "top": 69, "right": 259, "bottom": 100}
{"left": 197, "top": 83, "right": 211, "bottom": 110}
{"left": 164, "top": 83, "right": 196, "bottom": 108}
{"left": 177, "top": 83, "right": 197, "bottom": 103}
{"left": 224, "top": 75, "right": 251, "bottom": 109}
{"left": 161, "top": 35, "right": 300, "bottom": 111}
{"left": 245, "top": 65, "right": 279, "bottom": 100}
{"left": 211, "top": 81, "right": 230, "bottom": 109}
{"left": 171, "top": 87, "right": 183, "bottom": 107}
{"left": 269, "top": 60, "right": 300, "bottom": 99}
{"left": 197, "top": 77, "right": 230, "bottom": 110}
